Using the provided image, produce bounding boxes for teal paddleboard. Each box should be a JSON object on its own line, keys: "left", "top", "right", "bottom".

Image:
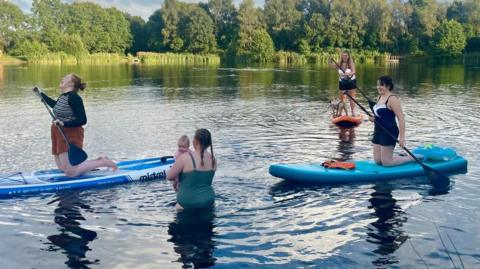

{"left": 269, "top": 156, "right": 467, "bottom": 184}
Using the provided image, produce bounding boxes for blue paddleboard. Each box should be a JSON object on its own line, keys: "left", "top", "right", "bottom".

{"left": 0, "top": 157, "right": 174, "bottom": 197}
{"left": 269, "top": 156, "right": 467, "bottom": 184}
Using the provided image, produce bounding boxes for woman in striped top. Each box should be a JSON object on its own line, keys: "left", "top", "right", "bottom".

{"left": 34, "top": 74, "right": 117, "bottom": 177}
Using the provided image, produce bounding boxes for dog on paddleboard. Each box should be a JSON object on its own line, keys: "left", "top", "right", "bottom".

{"left": 330, "top": 98, "right": 348, "bottom": 117}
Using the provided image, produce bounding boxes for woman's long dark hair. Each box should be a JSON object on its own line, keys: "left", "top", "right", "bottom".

{"left": 194, "top": 128, "right": 215, "bottom": 167}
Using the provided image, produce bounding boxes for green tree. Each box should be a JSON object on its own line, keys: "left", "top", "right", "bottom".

{"left": 60, "top": 34, "right": 88, "bottom": 56}
{"left": 407, "top": 0, "right": 440, "bottom": 53}
{"left": 207, "top": 0, "right": 237, "bottom": 50}
{"left": 361, "top": 0, "right": 392, "bottom": 50}
{"left": 447, "top": 0, "right": 468, "bottom": 24}
{"left": 9, "top": 39, "right": 49, "bottom": 58}
{"left": 324, "top": 0, "right": 367, "bottom": 48}
{"left": 126, "top": 15, "right": 148, "bottom": 54}
{"left": 178, "top": 6, "right": 217, "bottom": 53}
{"left": 389, "top": 0, "right": 413, "bottom": 54}
{"left": 233, "top": 0, "right": 273, "bottom": 62}
{"left": 465, "top": 0, "right": 480, "bottom": 36}
{"left": 159, "top": 0, "right": 185, "bottom": 51}
{"left": 65, "top": 2, "right": 132, "bottom": 53}
{"left": 145, "top": 10, "right": 165, "bottom": 51}
{"left": 236, "top": 29, "right": 275, "bottom": 62}
{"left": 31, "top": 0, "right": 68, "bottom": 51}
{"left": 430, "top": 20, "right": 466, "bottom": 56}
{"left": 264, "top": 0, "right": 302, "bottom": 51}
{"left": 0, "top": 1, "right": 29, "bottom": 52}
{"left": 302, "top": 13, "right": 326, "bottom": 52}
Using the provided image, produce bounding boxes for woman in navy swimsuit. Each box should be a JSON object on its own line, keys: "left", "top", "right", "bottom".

{"left": 371, "top": 76, "right": 412, "bottom": 166}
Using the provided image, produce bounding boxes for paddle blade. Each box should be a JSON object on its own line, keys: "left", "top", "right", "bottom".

{"left": 68, "top": 143, "right": 88, "bottom": 166}
{"left": 422, "top": 165, "right": 450, "bottom": 194}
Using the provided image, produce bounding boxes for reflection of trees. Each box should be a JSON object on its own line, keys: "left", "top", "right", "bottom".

{"left": 168, "top": 208, "right": 216, "bottom": 268}
{"left": 367, "top": 183, "right": 408, "bottom": 268}
{"left": 45, "top": 192, "right": 99, "bottom": 268}
{"left": 337, "top": 127, "right": 356, "bottom": 161}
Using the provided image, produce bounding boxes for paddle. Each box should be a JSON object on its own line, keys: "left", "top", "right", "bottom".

{"left": 34, "top": 87, "right": 88, "bottom": 166}
{"left": 342, "top": 91, "right": 450, "bottom": 193}
{"left": 330, "top": 57, "right": 376, "bottom": 111}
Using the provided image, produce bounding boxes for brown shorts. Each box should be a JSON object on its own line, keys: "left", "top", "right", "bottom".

{"left": 51, "top": 124, "right": 84, "bottom": 155}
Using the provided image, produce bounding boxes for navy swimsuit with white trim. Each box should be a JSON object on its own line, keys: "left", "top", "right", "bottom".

{"left": 372, "top": 95, "right": 399, "bottom": 146}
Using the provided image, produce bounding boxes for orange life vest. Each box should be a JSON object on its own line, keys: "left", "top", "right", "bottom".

{"left": 322, "top": 160, "right": 356, "bottom": 170}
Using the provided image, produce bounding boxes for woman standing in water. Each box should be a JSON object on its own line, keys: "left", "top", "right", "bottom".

{"left": 34, "top": 74, "right": 117, "bottom": 177}
{"left": 167, "top": 129, "right": 216, "bottom": 211}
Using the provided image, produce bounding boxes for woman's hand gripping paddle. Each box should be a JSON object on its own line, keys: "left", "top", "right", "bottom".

{"left": 33, "top": 87, "right": 88, "bottom": 166}
{"left": 343, "top": 91, "right": 450, "bottom": 194}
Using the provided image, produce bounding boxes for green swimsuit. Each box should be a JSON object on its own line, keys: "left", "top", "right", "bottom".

{"left": 177, "top": 152, "right": 215, "bottom": 209}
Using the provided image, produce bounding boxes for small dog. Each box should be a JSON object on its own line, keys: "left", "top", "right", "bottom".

{"left": 330, "top": 98, "right": 348, "bottom": 117}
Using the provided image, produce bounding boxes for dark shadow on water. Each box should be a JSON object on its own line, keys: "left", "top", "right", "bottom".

{"left": 44, "top": 191, "right": 99, "bottom": 268}
{"left": 168, "top": 207, "right": 216, "bottom": 268}
{"left": 367, "top": 182, "right": 408, "bottom": 268}
{"left": 269, "top": 180, "right": 410, "bottom": 268}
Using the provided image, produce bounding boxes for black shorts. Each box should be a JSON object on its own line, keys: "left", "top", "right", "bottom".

{"left": 339, "top": 79, "right": 357, "bottom": 91}
{"left": 372, "top": 124, "right": 399, "bottom": 146}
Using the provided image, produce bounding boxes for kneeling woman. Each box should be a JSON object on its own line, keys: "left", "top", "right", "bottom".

{"left": 167, "top": 129, "right": 216, "bottom": 211}
{"left": 371, "top": 76, "right": 412, "bottom": 166}
{"left": 34, "top": 74, "right": 117, "bottom": 176}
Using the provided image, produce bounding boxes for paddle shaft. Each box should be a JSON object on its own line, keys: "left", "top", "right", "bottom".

{"left": 343, "top": 91, "right": 425, "bottom": 166}
{"left": 35, "top": 88, "right": 71, "bottom": 148}
{"left": 330, "top": 58, "right": 376, "bottom": 107}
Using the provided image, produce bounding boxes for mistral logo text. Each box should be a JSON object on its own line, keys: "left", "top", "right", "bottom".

{"left": 139, "top": 171, "right": 166, "bottom": 181}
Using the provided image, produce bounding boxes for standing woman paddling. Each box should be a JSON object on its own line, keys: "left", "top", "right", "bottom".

{"left": 167, "top": 129, "right": 216, "bottom": 211}
{"left": 371, "top": 76, "right": 412, "bottom": 167}
{"left": 329, "top": 51, "right": 358, "bottom": 116}
{"left": 33, "top": 74, "right": 117, "bottom": 177}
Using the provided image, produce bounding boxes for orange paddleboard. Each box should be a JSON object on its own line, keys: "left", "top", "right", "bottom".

{"left": 331, "top": 114, "right": 363, "bottom": 127}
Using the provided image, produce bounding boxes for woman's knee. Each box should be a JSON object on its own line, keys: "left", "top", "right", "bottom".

{"left": 64, "top": 167, "right": 80, "bottom": 177}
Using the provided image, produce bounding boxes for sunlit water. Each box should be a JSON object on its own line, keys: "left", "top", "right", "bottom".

{"left": 0, "top": 63, "right": 479, "bottom": 268}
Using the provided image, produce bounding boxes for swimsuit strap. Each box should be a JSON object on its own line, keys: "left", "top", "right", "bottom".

{"left": 188, "top": 152, "right": 196, "bottom": 169}
{"left": 385, "top": 95, "right": 396, "bottom": 105}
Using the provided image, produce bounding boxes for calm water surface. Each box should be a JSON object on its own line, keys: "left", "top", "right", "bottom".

{"left": 0, "top": 62, "right": 479, "bottom": 268}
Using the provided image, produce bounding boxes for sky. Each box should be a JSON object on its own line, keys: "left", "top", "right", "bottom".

{"left": 9, "top": 0, "right": 249, "bottom": 20}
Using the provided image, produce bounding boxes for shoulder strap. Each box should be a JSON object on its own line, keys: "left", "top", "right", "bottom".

{"left": 385, "top": 95, "right": 396, "bottom": 105}
{"left": 188, "top": 152, "right": 196, "bottom": 169}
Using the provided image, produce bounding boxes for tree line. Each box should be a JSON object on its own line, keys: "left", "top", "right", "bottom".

{"left": 0, "top": 0, "right": 479, "bottom": 62}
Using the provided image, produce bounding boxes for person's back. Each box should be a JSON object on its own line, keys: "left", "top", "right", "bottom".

{"left": 167, "top": 128, "right": 216, "bottom": 211}
{"left": 177, "top": 152, "right": 215, "bottom": 209}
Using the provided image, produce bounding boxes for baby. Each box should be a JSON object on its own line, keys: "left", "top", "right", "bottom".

{"left": 330, "top": 97, "right": 348, "bottom": 117}
{"left": 171, "top": 135, "right": 191, "bottom": 192}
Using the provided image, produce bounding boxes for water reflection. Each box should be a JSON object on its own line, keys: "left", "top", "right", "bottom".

{"left": 337, "top": 127, "right": 356, "bottom": 161}
{"left": 168, "top": 208, "right": 216, "bottom": 268}
{"left": 45, "top": 192, "right": 99, "bottom": 268}
{"left": 367, "top": 182, "right": 408, "bottom": 268}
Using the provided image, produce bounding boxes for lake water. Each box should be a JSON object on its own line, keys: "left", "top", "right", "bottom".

{"left": 0, "top": 62, "right": 479, "bottom": 268}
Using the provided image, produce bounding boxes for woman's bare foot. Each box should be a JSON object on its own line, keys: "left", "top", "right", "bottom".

{"left": 101, "top": 156, "right": 118, "bottom": 171}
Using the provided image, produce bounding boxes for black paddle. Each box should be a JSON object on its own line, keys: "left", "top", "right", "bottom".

{"left": 34, "top": 87, "right": 88, "bottom": 166}
{"left": 330, "top": 57, "right": 377, "bottom": 111}
{"left": 342, "top": 91, "right": 450, "bottom": 193}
